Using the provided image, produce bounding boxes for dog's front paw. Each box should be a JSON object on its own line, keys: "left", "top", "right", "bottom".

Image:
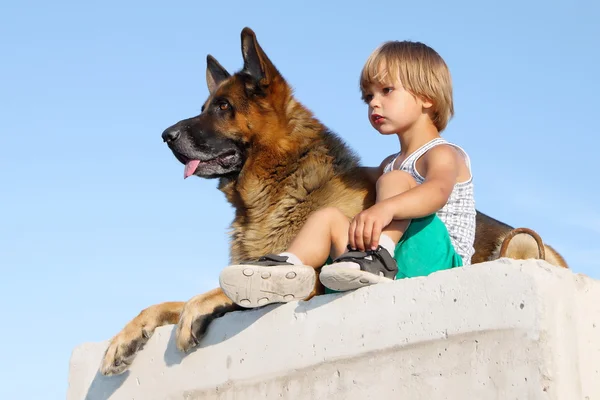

{"left": 175, "top": 289, "right": 237, "bottom": 353}
{"left": 175, "top": 295, "right": 208, "bottom": 353}
{"left": 100, "top": 329, "right": 147, "bottom": 375}
{"left": 175, "top": 294, "right": 217, "bottom": 353}
{"left": 99, "top": 314, "right": 159, "bottom": 376}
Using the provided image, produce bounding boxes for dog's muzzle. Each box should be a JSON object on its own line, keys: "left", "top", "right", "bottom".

{"left": 162, "top": 127, "right": 181, "bottom": 144}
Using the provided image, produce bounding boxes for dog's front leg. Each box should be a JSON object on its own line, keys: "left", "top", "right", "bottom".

{"left": 175, "top": 288, "right": 241, "bottom": 353}
{"left": 99, "top": 301, "right": 184, "bottom": 376}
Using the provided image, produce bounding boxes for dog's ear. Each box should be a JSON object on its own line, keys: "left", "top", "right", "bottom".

{"left": 206, "top": 55, "right": 231, "bottom": 94}
{"left": 240, "top": 27, "right": 279, "bottom": 87}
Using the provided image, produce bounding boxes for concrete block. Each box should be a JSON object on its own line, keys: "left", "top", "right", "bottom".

{"left": 67, "top": 259, "right": 600, "bottom": 399}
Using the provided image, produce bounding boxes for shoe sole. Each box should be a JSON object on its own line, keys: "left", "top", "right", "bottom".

{"left": 319, "top": 267, "right": 393, "bottom": 292}
{"left": 219, "top": 264, "right": 316, "bottom": 308}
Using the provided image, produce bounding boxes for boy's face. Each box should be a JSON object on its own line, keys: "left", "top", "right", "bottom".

{"left": 363, "top": 76, "right": 429, "bottom": 136}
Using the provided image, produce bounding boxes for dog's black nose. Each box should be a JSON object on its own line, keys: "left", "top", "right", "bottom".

{"left": 162, "top": 127, "right": 181, "bottom": 143}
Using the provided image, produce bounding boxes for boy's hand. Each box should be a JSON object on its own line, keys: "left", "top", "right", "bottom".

{"left": 349, "top": 202, "right": 394, "bottom": 251}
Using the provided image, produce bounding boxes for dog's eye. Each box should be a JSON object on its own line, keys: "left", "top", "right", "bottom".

{"left": 218, "top": 101, "right": 230, "bottom": 111}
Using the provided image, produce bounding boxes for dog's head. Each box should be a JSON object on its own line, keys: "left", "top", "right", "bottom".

{"left": 161, "top": 27, "right": 292, "bottom": 180}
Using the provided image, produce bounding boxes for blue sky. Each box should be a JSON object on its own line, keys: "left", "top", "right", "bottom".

{"left": 0, "top": 0, "right": 598, "bottom": 398}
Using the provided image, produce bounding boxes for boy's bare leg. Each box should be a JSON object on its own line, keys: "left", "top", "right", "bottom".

{"left": 320, "top": 170, "right": 417, "bottom": 291}
{"left": 287, "top": 207, "right": 351, "bottom": 265}
{"left": 219, "top": 207, "right": 350, "bottom": 308}
{"left": 374, "top": 170, "right": 417, "bottom": 243}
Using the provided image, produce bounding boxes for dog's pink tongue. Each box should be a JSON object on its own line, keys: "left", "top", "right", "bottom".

{"left": 184, "top": 160, "right": 200, "bottom": 179}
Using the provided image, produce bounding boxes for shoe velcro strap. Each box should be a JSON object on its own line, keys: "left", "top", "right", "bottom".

{"left": 246, "top": 254, "right": 292, "bottom": 266}
{"left": 333, "top": 246, "right": 398, "bottom": 279}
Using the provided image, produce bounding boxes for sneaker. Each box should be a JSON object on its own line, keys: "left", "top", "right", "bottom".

{"left": 219, "top": 254, "right": 316, "bottom": 308}
{"left": 319, "top": 246, "right": 398, "bottom": 291}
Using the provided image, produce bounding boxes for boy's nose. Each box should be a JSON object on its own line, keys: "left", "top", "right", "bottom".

{"left": 369, "top": 95, "right": 380, "bottom": 108}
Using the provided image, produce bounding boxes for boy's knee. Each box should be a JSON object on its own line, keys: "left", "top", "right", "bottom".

{"left": 376, "top": 170, "right": 416, "bottom": 191}
{"left": 312, "top": 207, "right": 346, "bottom": 221}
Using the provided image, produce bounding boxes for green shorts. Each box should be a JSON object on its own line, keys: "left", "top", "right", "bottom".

{"left": 324, "top": 214, "right": 463, "bottom": 294}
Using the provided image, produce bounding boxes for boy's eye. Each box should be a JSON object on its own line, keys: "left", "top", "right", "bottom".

{"left": 362, "top": 94, "right": 373, "bottom": 103}
{"left": 383, "top": 87, "right": 393, "bottom": 94}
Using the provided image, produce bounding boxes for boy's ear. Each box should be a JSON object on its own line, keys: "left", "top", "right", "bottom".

{"left": 421, "top": 97, "right": 434, "bottom": 109}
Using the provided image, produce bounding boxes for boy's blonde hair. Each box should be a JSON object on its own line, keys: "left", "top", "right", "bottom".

{"left": 360, "top": 41, "right": 454, "bottom": 132}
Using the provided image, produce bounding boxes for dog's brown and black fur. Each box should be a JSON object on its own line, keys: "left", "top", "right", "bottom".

{"left": 100, "top": 27, "right": 568, "bottom": 376}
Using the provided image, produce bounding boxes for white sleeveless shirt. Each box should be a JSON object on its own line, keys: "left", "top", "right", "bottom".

{"left": 383, "top": 138, "right": 476, "bottom": 265}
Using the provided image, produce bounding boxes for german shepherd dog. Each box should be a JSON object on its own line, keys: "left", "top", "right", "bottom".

{"left": 100, "top": 27, "right": 568, "bottom": 376}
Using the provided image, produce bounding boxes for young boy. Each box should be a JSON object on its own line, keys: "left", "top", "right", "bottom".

{"left": 218, "top": 40, "right": 476, "bottom": 308}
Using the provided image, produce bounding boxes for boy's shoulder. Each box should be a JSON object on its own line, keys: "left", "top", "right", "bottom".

{"left": 419, "top": 141, "right": 471, "bottom": 181}
{"left": 422, "top": 143, "right": 463, "bottom": 164}
{"left": 423, "top": 139, "right": 470, "bottom": 159}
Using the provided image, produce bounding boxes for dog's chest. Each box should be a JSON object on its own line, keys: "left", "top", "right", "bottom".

{"left": 229, "top": 188, "right": 320, "bottom": 262}
{"left": 226, "top": 157, "right": 336, "bottom": 262}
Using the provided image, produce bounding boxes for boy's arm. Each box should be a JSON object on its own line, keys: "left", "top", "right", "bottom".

{"left": 349, "top": 148, "right": 459, "bottom": 251}
{"left": 381, "top": 145, "right": 459, "bottom": 220}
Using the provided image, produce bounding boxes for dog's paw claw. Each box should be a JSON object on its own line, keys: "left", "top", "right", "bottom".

{"left": 99, "top": 327, "right": 150, "bottom": 376}
{"left": 176, "top": 296, "right": 212, "bottom": 353}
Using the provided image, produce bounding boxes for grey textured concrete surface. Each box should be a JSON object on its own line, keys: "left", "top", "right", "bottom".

{"left": 67, "top": 259, "right": 600, "bottom": 400}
